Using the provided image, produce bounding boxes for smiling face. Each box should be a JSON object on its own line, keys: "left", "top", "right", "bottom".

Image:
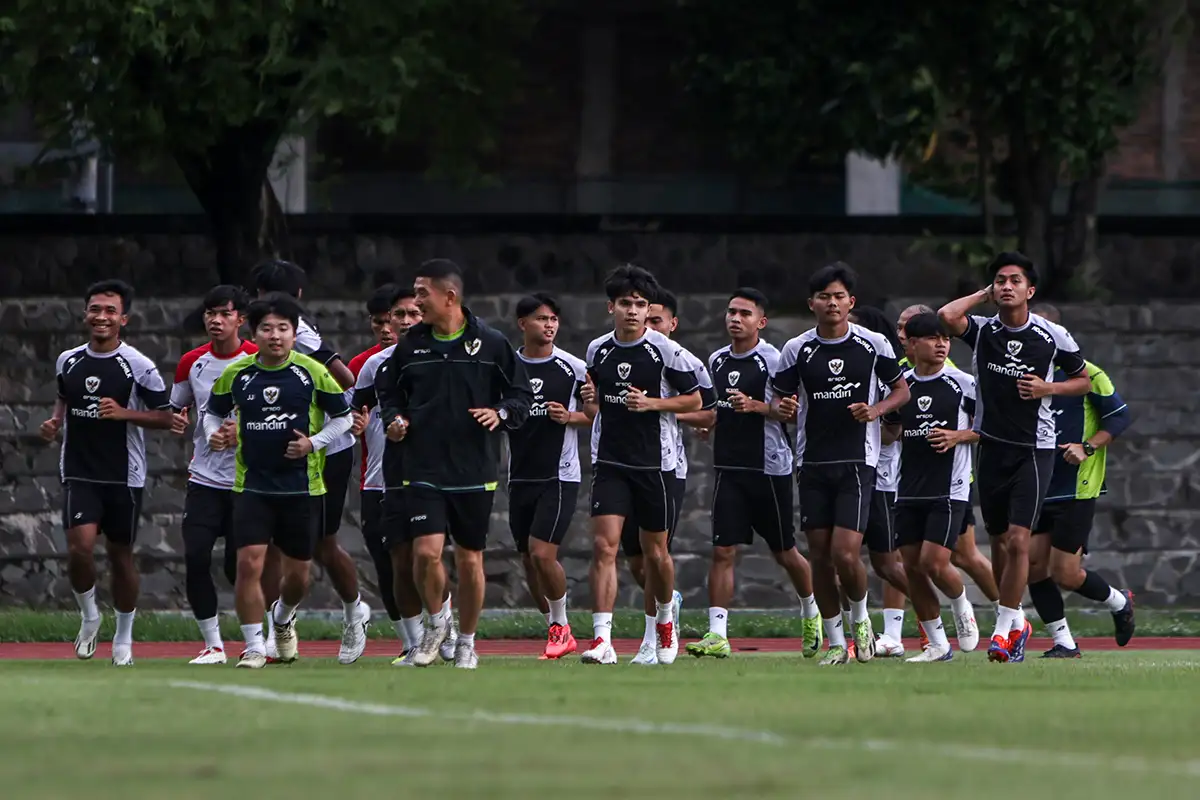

{"left": 254, "top": 313, "right": 296, "bottom": 360}
{"left": 413, "top": 277, "right": 456, "bottom": 328}
{"left": 808, "top": 280, "right": 854, "bottom": 327}
{"left": 85, "top": 292, "right": 126, "bottom": 345}
{"left": 609, "top": 293, "right": 650, "bottom": 337}
{"left": 992, "top": 265, "right": 1035, "bottom": 309}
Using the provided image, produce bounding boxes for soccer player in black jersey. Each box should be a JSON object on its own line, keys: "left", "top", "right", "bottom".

{"left": 884, "top": 313, "right": 981, "bottom": 662}
{"left": 939, "top": 252, "right": 1092, "bottom": 663}
{"left": 686, "top": 288, "right": 822, "bottom": 659}
{"left": 1026, "top": 304, "right": 1135, "bottom": 657}
{"left": 620, "top": 290, "right": 714, "bottom": 664}
{"left": 248, "top": 261, "right": 370, "bottom": 665}
{"left": 509, "top": 293, "right": 591, "bottom": 659}
{"left": 205, "top": 293, "right": 354, "bottom": 668}
{"left": 771, "top": 264, "right": 910, "bottom": 665}
{"left": 41, "top": 280, "right": 174, "bottom": 666}
{"left": 579, "top": 265, "right": 702, "bottom": 666}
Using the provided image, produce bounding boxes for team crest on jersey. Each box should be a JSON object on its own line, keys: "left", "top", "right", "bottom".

{"left": 617, "top": 362, "right": 631, "bottom": 380}
{"left": 263, "top": 386, "right": 279, "bottom": 405}
{"left": 530, "top": 378, "right": 544, "bottom": 394}
{"left": 727, "top": 370, "right": 740, "bottom": 385}
{"left": 917, "top": 395, "right": 932, "bottom": 412}
{"left": 1007, "top": 340, "right": 1023, "bottom": 357}
{"left": 85, "top": 376, "right": 100, "bottom": 393}
{"left": 828, "top": 358, "right": 844, "bottom": 376}
{"left": 464, "top": 338, "right": 481, "bottom": 356}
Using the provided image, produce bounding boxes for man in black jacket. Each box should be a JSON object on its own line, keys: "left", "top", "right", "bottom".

{"left": 377, "top": 259, "right": 533, "bottom": 669}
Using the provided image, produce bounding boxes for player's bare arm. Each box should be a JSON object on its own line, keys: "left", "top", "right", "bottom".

{"left": 938, "top": 286, "right": 994, "bottom": 337}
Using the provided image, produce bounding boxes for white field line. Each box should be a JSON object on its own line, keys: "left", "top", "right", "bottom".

{"left": 170, "top": 680, "right": 1200, "bottom": 777}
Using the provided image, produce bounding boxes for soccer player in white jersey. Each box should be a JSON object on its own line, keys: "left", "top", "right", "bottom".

{"left": 579, "top": 265, "right": 703, "bottom": 665}
{"left": 770, "top": 263, "right": 910, "bottom": 665}
{"left": 883, "top": 313, "right": 981, "bottom": 661}
{"left": 687, "top": 288, "right": 823, "bottom": 659}
{"left": 40, "top": 280, "right": 174, "bottom": 666}
{"left": 348, "top": 284, "right": 436, "bottom": 661}
{"left": 508, "top": 293, "right": 592, "bottom": 659}
{"left": 612, "top": 290, "right": 713, "bottom": 664}
{"left": 939, "top": 252, "right": 1091, "bottom": 663}
{"left": 169, "top": 285, "right": 258, "bottom": 664}
{"left": 249, "top": 260, "right": 370, "bottom": 664}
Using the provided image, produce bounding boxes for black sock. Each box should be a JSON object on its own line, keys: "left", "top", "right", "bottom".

{"left": 1075, "top": 570, "right": 1112, "bottom": 603}
{"left": 1028, "top": 578, "right": 1066, "bottom": 626}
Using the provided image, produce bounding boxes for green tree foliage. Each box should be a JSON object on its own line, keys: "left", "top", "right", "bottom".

{"left": 1, "top": 0, "right": 533, "bottom": 281}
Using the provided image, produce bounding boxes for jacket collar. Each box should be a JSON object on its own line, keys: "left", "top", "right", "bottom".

{"left": 407, "top": 306, "right": 481, "bottom": 343}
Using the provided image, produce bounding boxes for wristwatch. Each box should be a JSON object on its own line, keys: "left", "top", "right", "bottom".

{"left": 1081, "top": 442, "right": 1095, "bottom": 457}
{"left": 497, "top": 408, "right": 509, "bottom": 422}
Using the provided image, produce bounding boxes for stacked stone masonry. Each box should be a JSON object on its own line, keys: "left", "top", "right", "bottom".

{"left": 1, "top": 295, "right": 1197, "bottom": 611}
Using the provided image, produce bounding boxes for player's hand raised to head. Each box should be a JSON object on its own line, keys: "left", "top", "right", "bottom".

{"left": 39, "top": 417, "right": 62, "bottom": 443}
{"left": 285, "top": 429, "right": 314, "bottom": 459}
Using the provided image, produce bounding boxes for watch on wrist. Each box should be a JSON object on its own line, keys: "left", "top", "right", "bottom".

{"left": 1081, "top": 442, "right": 1095, "bottom": 457}
{"left": 497, "top": 407, "right": 509, "bottom": 422}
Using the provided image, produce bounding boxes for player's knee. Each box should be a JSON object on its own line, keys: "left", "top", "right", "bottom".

{"left": 830, "top": 545, "right": 859, "bottom": 574}
{"left": 592, "top": 537, "right": 618, "bottom": 565}
{"left": 236, "top": 548, "right": 265, "bottom": 578}
{"left": 918, "top": 548, "right": 949, "bottom": 578}
{"left": 530, "top": 544, "right": 558, "bottom": 570}
{"left": 712, "top": 546, "right": 737, "bottom": 567}
{"left": 454, "top": 547, "right": 483, "bottom": 570}
{"left": 1050, "top": 557, "right": 1082, "bottom": 589}
{"left": 412, "top": 537, "right": 442, "bottom": 565}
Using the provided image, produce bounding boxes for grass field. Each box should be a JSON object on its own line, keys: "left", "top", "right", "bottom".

{"left": 3, "top": 650, "right": 1198, "bottom": 799}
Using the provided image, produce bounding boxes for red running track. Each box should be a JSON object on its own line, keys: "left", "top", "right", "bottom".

{"left": 2, "top": 637, "right": 1198, "bottom": 660}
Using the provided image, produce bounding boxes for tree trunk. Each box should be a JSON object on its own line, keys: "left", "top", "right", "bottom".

{"left": 1006, "top": 120, "right": 1057, "bottom": 284}
{"left": 175, "top": 121, "right": 287, "bottom": 286}
{"left": 1056, "top": 159, "right": 1104, "bottom": 299}
{"left": 973, "top": 115, "right": 995, "bottom": 241}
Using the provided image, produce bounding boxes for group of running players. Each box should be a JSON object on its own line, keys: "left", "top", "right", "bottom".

{"left": 42, "top": 251, "right": 1136, "bottom": 669}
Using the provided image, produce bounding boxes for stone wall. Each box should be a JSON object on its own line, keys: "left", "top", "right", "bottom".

{"left": 1, "top": 296, "right": 1198, "bottom": 611}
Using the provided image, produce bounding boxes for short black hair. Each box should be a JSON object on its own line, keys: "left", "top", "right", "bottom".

{"left": 516, "top": 292, "right": 561, "bottom": 320}
{"left": 851, "top": 305, "right": 904, "bottom": 357}
{"left": 247, "top": 292, "right": 301, "bottom": 331}
{"left": 653, "top": 288, "right": 679, "bottom": 317}
{"left": 203, "top": 284, "right": 249, "bottom": 313}
{"left": 250, "top": 259, "right": 307, "bottom": 298}
{"left": 367, "top": 283, "right": 407, "bottom": 316}
{"left": 84, "top": 279, "right": 134, "bottom": 313}
{"left": 808, "top": 262, "right": 858, "bottom": 296}
{"left": 604, "top": 264, "right": 659, "bottom": 302}
{"left": 987, "top": 251, "right": 1038, "bottom": 286}
{"left": 730, "top": 287, "right": 769, "bottom": 314}
{"left": 903, "top": 312, "right": 947, "bottom": 340}
{"left": 416, "top": 258, "right": 465, "bottom": 294}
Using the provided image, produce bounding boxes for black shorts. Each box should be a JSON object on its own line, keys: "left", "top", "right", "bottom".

{"left": 322, "top": 447, "right": 354, "bottom": 538}
{"left": 232, "top": 492, "right": 322, "bottom": 561}
{"left": 1033, "top": 499, "right": 1097, "bottom": 555}
{"left": 592, "top": 462, "right": 676, "bottom": 536}
{"left": 896, "top": 498, "right": 969, "bottom": 551}
{"left": 61, "top": 480, "right": 143, "bottom": 545}
{"left": 509, "top": 480, "right": 579, "bottom": 553}
{"left": 622, "top": 474, "right": 687, "bottom": 557}
{"left": 380, "top": 487, "right": 408, "bottom": 550}
{"left": 961, "top": 500, "right": 977, "bottom": 536}
{"left": 796, "top": 463, "right": 875, "bottom": 533}
{"left": 976, "top": 439, "right": 1055, "bottom": 535}
{"left": 406, "top": 485, "right": 494, "bottom": 552}
{"left": 864, "top": 490, "right": 897, "bottom": 553}
{"left": 182, "top": 481, "right": 235, "bottom": 544}
{"left": 711, "top": 470, "right": 795, "bottom": 553}
{"left": 361, "top": 489, "right": 384, "bottom": 547}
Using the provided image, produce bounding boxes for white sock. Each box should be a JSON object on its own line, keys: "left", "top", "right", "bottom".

{"left": 642, "top": 614, "right": 657, "bottom": 645}
{"left": 592, "top": 612, "right": 613, "bottom": 643}
{"left": 1047, "top": 618, "right": 1077, "bottom": 650}
{"left": 342, "top": 593, "right": 361, "bottom": 621}
{"left": 655, "top": 600, "right": 673, "bottom": 625}
{"left": 241, "top": 623, "right": 266, "bottom": 655}
{"left": 113, "top": 610, "right": 136, "bottom": 646}
{"left": 273, "top": 600, "right": 298, "bottom": 625}
{"left": 74, "top": 586, "right": 100, "bottom": 621}
{"left": 883, "top": 608, "right": 904, "bottom": 641}
{"left": 401, "top": 615, "right": 424, "bottom": 650}
{"left": 460, "top": 632, "right": 475, "bottom": 648}
{"left": 441, "top": 595, "right": 452, "bottom": 619}
{"left": 824, "top": 615, "right": 847, "bottom": 649}
{"left": 392, "top": 618, "right": 405, "bottom": 641}
{"left": 708, "top": 607, "right": 729, "bottom": 638}
{"left": 265, "top": 614, "right": 276, "bottom": 644}
{"left": 544, "top": 612, "right": 552, "bottom": 627}
{"left": 850, "top": 596, "right": 869, "bottom": 625}
{"left": 431, "top": 606, "right": 450, "bottom": 629}
{"left": 921, "top": 617, "right": 950, "bottom": 650}
{"left": 548, "top": 595, "right": 568, "bottom": 626}
{"left": 197, "top": 616, "right": 223, "bottom": 650}
{"left": 842, "top": 609, "right": 853, "bottom": 631}
{"left": 993, "top": 605, "right": 1019, "bottom": 638}
{"left": 950, "top": 590, "right": 973, "bottom": 617}
{"left": 1105, "top": 587, "right": 1128, "bottom": 613}
{"left": 1012, "top": 604, "right": 1026, "bottom": 632}
{"left": 799, "top": 594, "right": 819, "bottom": 619}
